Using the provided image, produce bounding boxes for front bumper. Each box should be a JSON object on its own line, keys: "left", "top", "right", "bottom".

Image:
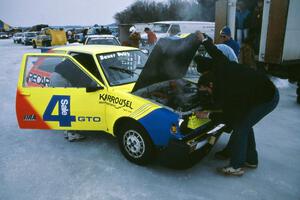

{"left": 159, "top": 122, "right": 226, "bottom": 169}
{"left": 24, "top": 39, "right": 33, "bottom": 44}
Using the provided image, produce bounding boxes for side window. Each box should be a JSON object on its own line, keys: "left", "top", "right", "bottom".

{"left": 24, "top": 56, "right": 95, "bottom": 88}
{"left": 169, "top": 24, "right": 181, "bottom": 34}
{"left": 69, "top": 52, "right": 104, "bottom": 84}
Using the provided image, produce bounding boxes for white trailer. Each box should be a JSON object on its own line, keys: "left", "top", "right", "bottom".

{"left": 140, "top": 21, "right": 215, "bottom": 42}
{"left": 215, "top": 0, "right": 300, "bottom": 103}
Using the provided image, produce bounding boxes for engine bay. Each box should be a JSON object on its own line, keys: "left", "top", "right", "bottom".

{"left": 133, "top": 79, "right": 203, "bottom": 114}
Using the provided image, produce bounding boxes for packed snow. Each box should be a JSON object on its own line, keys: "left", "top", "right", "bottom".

{"left": 0, "top": 39, "right": 299, "bottom": 200}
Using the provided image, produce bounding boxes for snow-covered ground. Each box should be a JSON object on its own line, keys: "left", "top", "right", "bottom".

{"left": 0, "top": 39, "right": 299, "bottom": 200}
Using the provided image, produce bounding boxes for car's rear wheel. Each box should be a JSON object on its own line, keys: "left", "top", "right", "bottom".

{"left": 117, "top": 123, "right": 154, "bottom": 165}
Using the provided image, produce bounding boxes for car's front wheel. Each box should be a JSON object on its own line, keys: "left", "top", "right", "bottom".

{"left": 117, "top": 123, "right": 154, "bottom": 165}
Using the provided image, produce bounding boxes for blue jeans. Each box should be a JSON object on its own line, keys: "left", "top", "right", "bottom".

{"left": 226, "top": 88, "right": 279, "bottom": 168}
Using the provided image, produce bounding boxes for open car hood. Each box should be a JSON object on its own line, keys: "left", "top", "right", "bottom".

{"left": 132, "top": 33, "right": 201, "bottom": 92}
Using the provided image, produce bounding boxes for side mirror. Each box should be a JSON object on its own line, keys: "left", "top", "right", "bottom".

{"left": 86, "top": 84, "right": 104, "bottom": 93}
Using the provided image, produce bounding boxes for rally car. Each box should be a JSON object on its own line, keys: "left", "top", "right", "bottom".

{"left": 16, "top": 34, "right": 225, "bottom": 167}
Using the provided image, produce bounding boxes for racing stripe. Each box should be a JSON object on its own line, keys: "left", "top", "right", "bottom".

{"left": 133, "top": 106, "right": 154, "bottom": 119}
{"left": 129, "top": 104, "right": 152, "bottom": 119}
{"left": 16, "top": 89, "right": 51, "bottom": 129}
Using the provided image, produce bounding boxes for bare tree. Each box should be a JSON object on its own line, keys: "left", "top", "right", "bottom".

{"left": 114, "top": 0, "right": 216, "bottom": 24}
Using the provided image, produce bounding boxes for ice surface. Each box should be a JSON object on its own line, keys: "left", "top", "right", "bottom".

{"left": 0, "top": 39, "right": 299, "bottom": 200}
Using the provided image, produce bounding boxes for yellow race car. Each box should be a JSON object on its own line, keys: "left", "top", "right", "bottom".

{"left": 16, "top": 34, "right": 225, "bottom": 167}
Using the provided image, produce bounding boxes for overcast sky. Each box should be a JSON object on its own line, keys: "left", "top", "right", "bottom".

{"left": 0, "top": 0, "right": 150, "bottom": 26}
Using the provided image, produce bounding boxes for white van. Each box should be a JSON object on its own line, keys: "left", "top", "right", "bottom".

{"left": 141, "top": 21, "right": 215, "bottom": 42}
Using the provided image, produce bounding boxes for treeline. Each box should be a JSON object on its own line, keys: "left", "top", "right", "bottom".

{"left": 114, "top": 0, "right": 217, "bottom": 24}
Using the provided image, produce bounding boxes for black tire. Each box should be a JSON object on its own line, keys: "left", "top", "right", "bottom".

{"left": 32, "top": 41, "right": 36, "bottom": 49}
{"left": 117, "top": 122, "right": 154, "bottom": 165}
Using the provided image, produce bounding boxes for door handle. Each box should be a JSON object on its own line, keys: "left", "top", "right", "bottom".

{"left": 20, "top": 91, "right": 31, "bottom": 96}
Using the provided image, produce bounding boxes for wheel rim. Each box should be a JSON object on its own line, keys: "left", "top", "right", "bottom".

{"left": 123, "top": 130, "right": 145, "bottom": 159}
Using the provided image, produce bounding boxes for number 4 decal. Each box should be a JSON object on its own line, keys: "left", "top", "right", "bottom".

{"left": 43, "top": 95, "right": 76, "bottom": 127}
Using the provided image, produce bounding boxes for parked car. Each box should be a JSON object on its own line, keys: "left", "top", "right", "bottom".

{"left": 16, "top": 35, "right": 225, "bottom": 167}
{"left": 87, "top": 26, "right": 112, "bottom": 35}
{"left": 73, "top": 28, "right": 88, "bottom": 43}
{"left": 84, "top": 35, "right": 120, "bottom": 46}
{"left": 32, "top": 29, "right": 67, "bottom": 48}
{"left": 21, "top": 32, "right": 37, "bottom": 45}
{"left": 32, "top": 34, "right": 51, "bottom": 48}
{"left": 13, "top": 32, "right": 23, "bottom": 43}
{"left": 0, "top": 32, "right": 9, "bottom": 39}
{"left": 108, "top": 26, "right": 119, "bottom": 37}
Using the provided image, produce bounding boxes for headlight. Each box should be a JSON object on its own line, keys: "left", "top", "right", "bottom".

{"left": 170, "top": 123, "right": 178, "bottom": 134}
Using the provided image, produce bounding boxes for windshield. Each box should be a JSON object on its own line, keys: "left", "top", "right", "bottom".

{"left": 98, "top": 50, "right": 148, "bottom": 86}
{"left": 87, "top": 38, "right": 119, "bottom": 45}
{"left": 25, "top": 33, "right": 36, "bottom": 37}
{"left": 41, "top": 35, "right": 51, "bottom": 39}
{"left": 153, "top": 24, "right": 170, "bottom": 33}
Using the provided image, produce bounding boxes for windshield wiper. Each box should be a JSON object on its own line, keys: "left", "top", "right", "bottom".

{"left": 109, "top": 66, "right": 137, "bottom": 75}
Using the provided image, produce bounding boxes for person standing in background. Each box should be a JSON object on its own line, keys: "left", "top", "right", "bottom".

{"left": 249, "top": 0, "right": 264, "bottom": 55}
{"left": 144, "top": 27, "right": 157, "bottom": 52}
{"left": 235, "top": 0, "right": 251, "bottom": 45}
{"left": 144, "top": 27, "right": 157, "bottom": 45}
{"left": 219, "top": 26, "right": 240, "bottom": 58}
{"left": 129, "top": 26, "right": 141, "bottom": 48}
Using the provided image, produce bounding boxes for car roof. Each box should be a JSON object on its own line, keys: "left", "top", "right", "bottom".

{"left": 24, "top": 32, "right": 37, "bottom": 34}
{"left": 53, "top": 45, "right": 137, "bottom": 54}
{"left": 86, "top": 35, "right": 116, "bottom": 38}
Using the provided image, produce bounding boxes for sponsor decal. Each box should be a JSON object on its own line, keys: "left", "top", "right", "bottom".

{"left": 78, "top": 116, "right": 101, "bottom": 122}
{"left": 99, "top": 54, "right": 116, "bottom": 61}
{"left": 43, "top": 95, "right": 101, "bottom": 127}
{"left": 99, "top": 93, "right": 133, "bottom": 109}
{"left": 28, "top": 72, "right": 50, "bottom": 87}
{"left": 23, "top": 114, "right": 36, "bottom": 121}
{"left": 99, "top": 52, "right": 130, "bottom": 61}
{"left": 16, "top": 89, "right": 50, "bottom": 129}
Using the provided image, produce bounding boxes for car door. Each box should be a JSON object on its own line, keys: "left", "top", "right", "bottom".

{"left": 16, "top": 53, "right": 107, "bottom": 131}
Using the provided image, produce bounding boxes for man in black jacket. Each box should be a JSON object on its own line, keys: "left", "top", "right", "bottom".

{"left": 195, "top": 32, "right": 279, "bottom": 176}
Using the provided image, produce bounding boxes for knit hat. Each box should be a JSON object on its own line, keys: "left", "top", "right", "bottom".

{"left": 220, "top": 26, "right": 231, "bottom": 37}
{"left": 129, "top": 26, "right": 136, "bottom": 33}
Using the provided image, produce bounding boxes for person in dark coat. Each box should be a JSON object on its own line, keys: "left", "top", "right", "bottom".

{"left": 195, "top": 32, "right": 279, "bottom": 176}
{"left": 235, "top": 0, "right": 251, "bottom": 44}
{"left": 249, "top": 0, "right": 264, "bottom": 55}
